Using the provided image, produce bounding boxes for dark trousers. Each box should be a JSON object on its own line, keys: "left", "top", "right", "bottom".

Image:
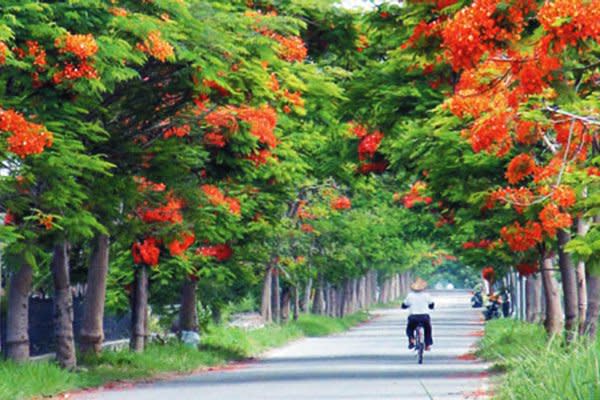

{"left": 406, "top": 314, "right": 433, "bottom": 346}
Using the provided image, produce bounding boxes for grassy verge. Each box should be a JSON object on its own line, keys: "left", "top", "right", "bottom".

{"left": 478, "top": 319, "right": 600, "bottom": 399}
{"left": 0, "top": 311, "right": 369, "bottom": 400}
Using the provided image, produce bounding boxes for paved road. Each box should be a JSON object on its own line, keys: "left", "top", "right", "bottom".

{"left": 76, "top": 290, "right": 489, "bottom": 400}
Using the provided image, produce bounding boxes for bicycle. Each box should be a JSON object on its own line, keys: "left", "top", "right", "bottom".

{"left": 414, "top": 323, "right": 425, "bottom": 364}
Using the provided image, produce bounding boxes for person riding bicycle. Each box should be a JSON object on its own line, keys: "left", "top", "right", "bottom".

{"left": 401, "top": 278, "right": 434, "bottom": 351}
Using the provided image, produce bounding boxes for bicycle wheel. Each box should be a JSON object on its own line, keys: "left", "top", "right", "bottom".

{"left": 416, "top": 326, "right": 424, "bottom": 364}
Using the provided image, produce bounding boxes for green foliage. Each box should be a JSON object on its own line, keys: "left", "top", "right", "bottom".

{"left": 479, "top": 319, "right": 600, "bottom": 400}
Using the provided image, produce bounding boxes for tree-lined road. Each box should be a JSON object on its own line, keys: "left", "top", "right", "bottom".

{"left": 77, "top": 290, "right": 489, "bottom": 400}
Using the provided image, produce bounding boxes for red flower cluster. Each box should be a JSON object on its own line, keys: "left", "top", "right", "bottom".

{"left": 134, "top": 176, "right": 166, "bottom": 192}
{"left": 139, "top": 196, "right": 184, "bottom": 224}
{"left": 0, "top": 109, "right": 54, "bottom": 158}
{"left": 168, "top": 232, "right": 195, "bottom": 256}
{"left": 204, "top": 132, "right": 227, "bottom": 148}
{"left": 137, "top": 31, "right": 174, "bottom": 62}
{"left": 538, "top": 0, "right": 600, "bottom": 52}
{"left": 552, "top": 186, "right": 576, "bottom": 208}
{"left": 442, "top": 0, "right": 534, "bottom": 70}
{"left": 56, "top": 33, "right": 98, "bottom": 59}
{"left": 297, "top": 201, "right": 316, "bottom": 220}
{"left": 247, "top": 149, "right": 273, "bottom": 166}
{"left": 0, "top": 42, "right": 8, "bottom": 64}
{"left": 516, "top": 262, "right": 538, "bottom": 277}
{"left": 349, "top": 122, "right": 368, "bottom": 139}
{"left": 505, "top": 153, "right": 536, "bottom": 184}
{"left": 358, "top": 161, "right": 388, "bottom": 174}
{"left": 539, "top": 203, "right": 572, "bottom": 237}
{"left": 515, "top": 120, "right": 541, "bottom": 145}
{"left": 203, "top": 79, "right": 230, "bottom": 97}
{"left": 205, "top": 105, "right": 278, "bottom": 150}
{"left": 53, "top": 33, "right": 100, "bottom": 84}
{"left": 500, "top": 221, "right": 542, "bottom": 251}
{"left": 198, "top": 244, "right": 232, "bottom": 261}
{"left": 356, "top": 35, "right": 369, "bottom": 53}
{"left": 237, "top": 105, "right": 278, "bottom": 148}
{"left": 403, "top": 181, "right": 432, "bottom": 209}
{"left": 462, "top": 239, "right": 493, "bottom": 250}
{"left": 25, "top": 41, "right": 47, "bottom": 68}
{"left": 273, "top": 35, "right": 307, "bottom": 62}
{"left": 201, "top": 184, "right": 241, "bottom": 215}
{"left": 486, "top": 187, "right": 533, "bottom": 214}
{"left": 300, "top": 223, "right": 315, "bottom": 233}
{"left": 467, "top": 111, "right": 512, "bottom": 157}
{"left": 358, "top": 130, "right": 384, "bottom": 161}
{"left": 164, "top": 124, "right": 191, "bottom": 139}
{"left": 132, "top": 237, "right": 161, "bottom": 266}
{"left": 53, "top": 62, "right": 98, "bottom": 83}
{"left": 331, "top": 196, "right": 351, "bottom": 210}
{"left": 4, "top": 211, "right": 15, "bottom": 225}
{"left": 482, "top": 266, "right": 495, "bottom": 282}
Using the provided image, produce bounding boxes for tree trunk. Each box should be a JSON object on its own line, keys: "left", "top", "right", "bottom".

{"left": 280, "top": 286, "right": 291, "bottom": 322}
{"left": 80, "top": 234, "right": 110, "bottom": 355}
{"left": 312, "top": 274, "right": 325, "bottom": 314}
{"left": 584, "top": 274, "right": 600, "bottom": 338}
{"left": 541, "top": 255, "right": 563, "bottom": 336}
{"left": 576, "top": 218, "right": 589, "bottom": 335}
{"left": 6, "top": 262, "right": 33, "bottom": 362}
{"left": 525, "top": 274, "right": 543, "bottom": 323}
{"left": 52, "top": 241, "right": 77, "bottom": 369}
{"left": 261, "top": 265, "right": 273, "bottom": 323}
{"left": 179, "top": 278, "right": 198, "bottom": 332}
{"left": 370, "top": 271, "right": 378, "bottom": 304}
{"left": 358, "top": 276, "right": 366, "bottom": 310}
{"left": 557, "top": 229, "right": 579, "bottom": 342}
{"left": 337, "top": 286, "right": 345, "bottom": 317}
{"left": 272, "top": 268, "right": 281, "bottom": 323}
{"left": 302, "top": 278, "right": 312, "bottom": 313}
{"left": 293, "top": 286, "right": 300, "bottom": 321}
{"left": 130, "top": 265, "right": 148, "bottom": 352}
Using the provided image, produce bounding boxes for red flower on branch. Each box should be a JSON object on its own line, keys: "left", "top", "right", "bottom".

{"left": 132, "top": 237, "right": 161, "bottom": 266}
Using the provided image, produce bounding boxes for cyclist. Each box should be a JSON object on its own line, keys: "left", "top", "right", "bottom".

{"left": 402, "top": 277, "right": 435, "bottom": 351}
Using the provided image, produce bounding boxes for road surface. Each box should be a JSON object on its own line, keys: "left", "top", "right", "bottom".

{"left": 76, "top": 290, "right": 489, "bottom": 400}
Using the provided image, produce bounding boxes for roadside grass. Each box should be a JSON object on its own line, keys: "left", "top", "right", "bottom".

{"left": 0, "top": 311, "right": 370, "bottom": 400}
{"left": 478, "top": 319, "right": 600, "bottom": 399}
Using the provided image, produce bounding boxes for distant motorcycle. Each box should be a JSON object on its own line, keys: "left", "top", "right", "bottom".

{"left": 483, "top": 298, "right": 501, "bottom": 320}
{"left": 470, "top": 292, "right": 483, "bottom": 308}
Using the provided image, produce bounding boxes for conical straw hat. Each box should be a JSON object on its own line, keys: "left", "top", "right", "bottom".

{"left": 410, "top": 277, "right": 428, "bottom": 292}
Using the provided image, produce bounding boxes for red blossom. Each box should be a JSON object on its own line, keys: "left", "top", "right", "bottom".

{"left": 198, "top": 244, "right": 232, "bottom": 261}
{"left": 168, "top": 232, "right": 195, "bottom": 256}
{"left": 331, "top": 196, "right": 351, "bottom": 210}
{"left": 132, "top": 237, "right": 161, "bottom": 266}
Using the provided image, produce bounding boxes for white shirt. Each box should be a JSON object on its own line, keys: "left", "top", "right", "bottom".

{"left": 403, "top": 291, "right": 434, "bottom": 315}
